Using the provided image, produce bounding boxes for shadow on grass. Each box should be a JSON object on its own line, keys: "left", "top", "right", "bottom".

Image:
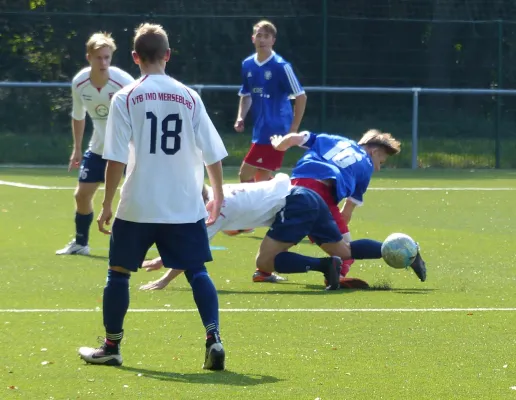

{"left": 117, "top": 365, "right": 282, "bottom": 386}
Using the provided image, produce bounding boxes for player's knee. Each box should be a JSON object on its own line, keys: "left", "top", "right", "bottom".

{"left": 74, "top": 187, "right": 93, "bottom": 206}
{"left": 184, "top": 266, "right": 208, "bottom": 284}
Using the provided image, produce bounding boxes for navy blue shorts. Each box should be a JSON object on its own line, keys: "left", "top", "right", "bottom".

{"left": 109, "top": 218, "right": 213, "bottom": 272}
{"left": 266, "top": 186, "right": 343, "bottom": 245}
{"left": 79, "top": 150, "right": 107, "bottom": 183}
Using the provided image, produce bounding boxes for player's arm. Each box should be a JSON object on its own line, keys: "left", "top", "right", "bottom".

{"left": 270, "top": 130, "right": 315, "bottom": 151}
{"left": 192, "top": 92, "right": 228, "bottom": 225}
{"left": 282, "top": 63, "right": 307, "bottom": 132}
{"left": 98, "top": 93, "right": 132, "bottom": 234}
{"left": 205, "top": 161, "right": 224, "bottom": 226}
{"left": 235, "top": 65, "right": 252, "bottom": 132}
{"left": 341, "top": 176, "right": 370, "bottom": 224}
{"left": 235, "top": 95, "right": 252, "bottom": 132}
{"left": 69, "top": 85, "right": 87, "bottom": 171}
{"left": 139, "top": 268, "right": 184, "bottom": 291}
{"left": 340, "top": 199, "right": 357, "bottom": 225}
{"left": 290, "top": 93, "right": 307, "bottom": 133}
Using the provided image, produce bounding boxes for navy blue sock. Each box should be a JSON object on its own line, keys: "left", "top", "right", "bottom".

{"left": 185, "top": 267, "right": 219, "bottom": 336}
{"left": 350, "top": 239, "right": 383, "bottom": 260}
{"left": 75, "top": 212, "right": 93, "bottom": 246}
{"left": 103, "top": 269, "right": 130, "bottom": 343}
{"left": 274, "top": 252, "right": 325, "bottom": 273}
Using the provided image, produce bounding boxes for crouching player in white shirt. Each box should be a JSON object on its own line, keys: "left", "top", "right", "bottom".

{"left": 140, "top": 173, "right": 403, "bottom": 291}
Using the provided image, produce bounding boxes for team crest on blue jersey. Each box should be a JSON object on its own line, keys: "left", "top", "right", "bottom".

{"left": 264, "top": 70, "right": 272, "bottom": 80}
{"left": 247, "top": 71, "right": 252, "bottom": 78}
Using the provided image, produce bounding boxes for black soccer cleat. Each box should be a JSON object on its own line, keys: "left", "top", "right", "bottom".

{"left": 203, "top": 332, "right": 225, "bottom": 371}
{"left": 323, "top": 256, "right": 342, "bottom": 291}
{"left": 410, "top": 251, "right": 426, "bottom": 282}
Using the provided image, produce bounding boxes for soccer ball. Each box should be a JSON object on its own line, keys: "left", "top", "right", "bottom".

{"left": 381, "top": 233, "right": 418, "bottom": 269}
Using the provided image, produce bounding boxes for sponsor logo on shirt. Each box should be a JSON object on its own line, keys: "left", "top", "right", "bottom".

{"left": 95, "top": 104, "right": 109, "bottom": 118}
{"left": 247, "top": 71, "right": 252, "bottom": 78}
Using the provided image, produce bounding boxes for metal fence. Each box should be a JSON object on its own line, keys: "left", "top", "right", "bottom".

{"left": 2, "top": 81, "right": 516, "bottom": 169}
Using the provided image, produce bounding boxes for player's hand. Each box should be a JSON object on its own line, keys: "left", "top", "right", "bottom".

{"left": 234, "top": 118, "right": 245, "bottom": 133}
{"left": 97, "top": 207, "right": 113, "bottom": 235}
{"left": 68, "top": 149, "right": 82, "bottom": 171}
{"left": 139, "top": 278, "right": 170, "bottom": 291}
{"left": 142, "top": 257, "right": 164, "bottom": 272}
{"left": 270, "top": 135, "right": 284, "bottom": 149}
{"left": 205, "top": 198, "right": 222, "bottom": 226}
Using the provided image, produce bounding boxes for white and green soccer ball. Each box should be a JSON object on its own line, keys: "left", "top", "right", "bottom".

{"left": 381, "top": 233, "right": 419, "bottom": 269}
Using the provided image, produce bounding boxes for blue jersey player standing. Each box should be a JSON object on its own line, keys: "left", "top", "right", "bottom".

{"left": 234, "top": 20, "right": 307, "bottom": 183}
{"left": 265, "top": 130, "right": 427, "bottom": 285}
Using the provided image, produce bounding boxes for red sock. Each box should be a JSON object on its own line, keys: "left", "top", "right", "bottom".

{"left": 256, "top": 268, "right": 272, "bottom": 276}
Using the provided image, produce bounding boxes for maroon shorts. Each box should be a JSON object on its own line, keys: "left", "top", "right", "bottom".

{"left": 243, "top": 143, "right": 285, "bottom": 171}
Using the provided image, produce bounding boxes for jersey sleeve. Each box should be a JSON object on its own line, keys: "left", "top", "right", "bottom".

{"left": 238, "top": 63, "right": 251, "bottom": 97}
{"left": 299, "top": 131, "right": 317, "bottom": 148}
{"left": 102, "top": 93, "right": 132, "bottom": 164}
{"left": 71, "top": 84, "right": 86, "bottom": 121}
{"left": 279, "top": 63, "right": 305, "bottom": 97}
{"left": 192, "top": 96, "right": 228, "bottom": 165}
{"left": 349, "top": 176, "right": 371, "bottom": 206}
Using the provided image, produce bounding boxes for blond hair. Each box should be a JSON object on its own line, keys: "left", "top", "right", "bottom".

{"left": 358, "top": 129, "right": 401, "bottom": 156}
{"left": 86, "top": 32, "right": 116, "bottom": 54}
{"left": 253, "top": 20, "right": 277, "bottom": 37}
{"left": 133, "top": 23, "right": 169, "bottom": 63}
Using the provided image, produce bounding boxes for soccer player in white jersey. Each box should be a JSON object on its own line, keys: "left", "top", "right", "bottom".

{"left": 78, "top": 23, "right": 228, "bottom": 371}
{"left": 235, "top": 20, "right": 307, "bottom": 183}
{"left": 56, "top": 32, "right": 134, "bottom": 256}
{"left": 140, "top": 173, "right": 293, "bottom": 290}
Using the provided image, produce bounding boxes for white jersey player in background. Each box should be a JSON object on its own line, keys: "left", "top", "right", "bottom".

{"left": 139, "top": 173, "right": 292, "bottom": 290}
{"left": 56, "top": 32, "right": 134, "bottom": 256}
{"left": 79, "top": 23, "right": 227, "bottom": 371}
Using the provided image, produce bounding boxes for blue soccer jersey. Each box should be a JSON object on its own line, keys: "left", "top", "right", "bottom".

{"left": 291, "top": 132, "right": 374, "bottom": 205}
{"left": 239, "top": 52, "right": 304, "bottom": 144}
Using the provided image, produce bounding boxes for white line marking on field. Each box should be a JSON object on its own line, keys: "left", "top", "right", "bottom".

{"left": 0, "top": 308, "right": 515, "bottom": 313}
{"left": 1, "top": 180, "right": 515, "bottom": 191}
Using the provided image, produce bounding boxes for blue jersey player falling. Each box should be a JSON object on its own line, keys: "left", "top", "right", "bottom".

{"left": 235, "top": 20, "right": 307, "bottom": 183}
{"left": 259, "top": 130, "right": 427, "bottom": 285}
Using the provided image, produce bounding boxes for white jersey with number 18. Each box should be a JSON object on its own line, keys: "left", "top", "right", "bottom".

{"left": 103, "top": 74, "right": 228, "bottom": 224}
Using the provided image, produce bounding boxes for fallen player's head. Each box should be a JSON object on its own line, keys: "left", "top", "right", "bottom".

{"left": 132, "top": 23, "right": 170, "bottom": 65}
{"left": 86, "top": 32, "right": 116, "bottom": 71}
{"left": 358, "top": 129, "right": 401, "bottom": 171}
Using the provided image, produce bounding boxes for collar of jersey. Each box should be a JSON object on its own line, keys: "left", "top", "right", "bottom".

{"left": 253, "top": 51, "right": 275, "bottom": 67}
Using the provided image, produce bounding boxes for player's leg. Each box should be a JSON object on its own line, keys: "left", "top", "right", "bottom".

{"left": 56, "top": 151, "right": 105, "bottom": 255}
{"left": 253, "top": 144, "right": 284, "bottom": 183}
{"left": 79, "top": 219, "right": 155, "bottom": 366}
{"left": 254, "top": 168, "right": 273, "bottom": 182}
{"left": 239, "top": 161, "right": 258, "bottom": 183}
{"left": 156, "top": 220, "right": 225, "bottom": 370}
{"left": 255, "top": 187, "right": 341, "bottom": 290}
